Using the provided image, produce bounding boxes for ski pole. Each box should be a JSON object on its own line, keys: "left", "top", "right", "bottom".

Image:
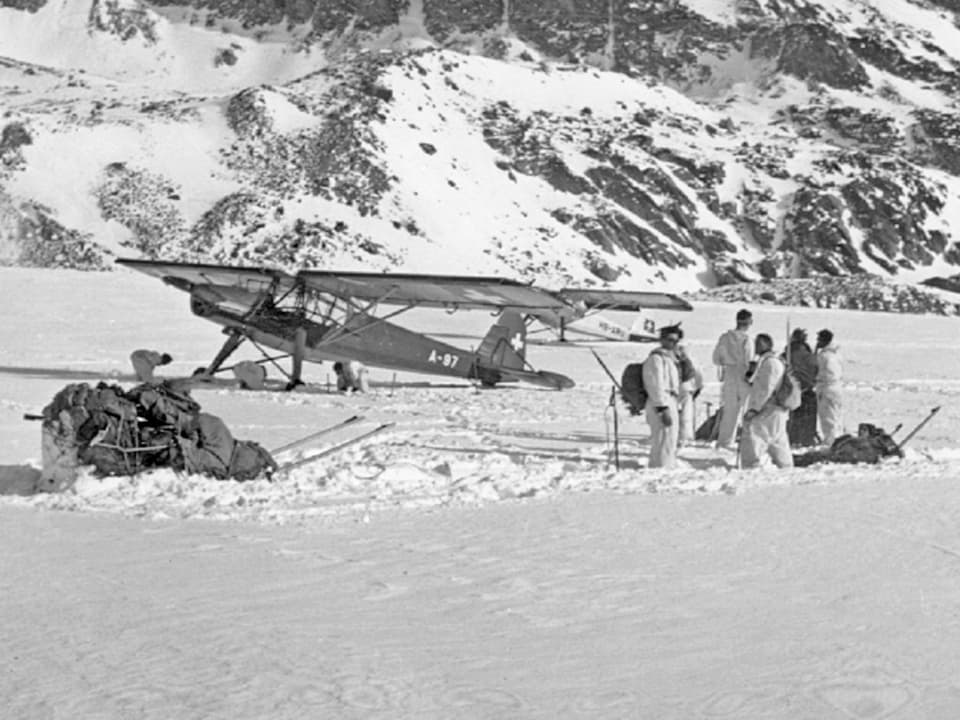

{"left": 896, "top": 406, "right": 941, "bottom": 452}
{"left": 591, "top": 349, "right": 622, "bottom": 392}
{"left": 610, "top": 385, "right": 620, "bottom": 471}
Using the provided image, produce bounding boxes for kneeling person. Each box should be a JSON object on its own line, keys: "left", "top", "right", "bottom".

{"left": 334, "top": 360, "right": 369, "bottom": 393}
{"left": 643, "top": 324, "right": 682, "bottom": 469}
{"left": 233, "top": 360, "right": 267, "bottom": 390}
{"left": 130, "top": 349, "right": 173, "bottom": 383}
{"left": 739, "top": 333, "right": 793, "bottom": 469}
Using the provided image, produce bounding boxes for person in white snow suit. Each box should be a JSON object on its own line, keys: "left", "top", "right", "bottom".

{"left": 643, "top": 324, "right": 682, "bottom": 469}
{"left": 130, "top": 349, "right": 173, "bottom": 383}
{"left": 711, "top": 308, "right": 755, "bottom": 449}
{"left": 739, "top": 333, "right": 793, "bottom": 469}
{"left": 675, "top": 343, "right": 704, "bottom": 448}
{"left": 815, "top": 328, "right": 844, "bottom": 445}
{"left": 334, "top": 360, "right": 369, "bottom": 393}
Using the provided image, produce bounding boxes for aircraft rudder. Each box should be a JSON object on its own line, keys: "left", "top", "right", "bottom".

{"left": 478, "top": 310, "right": 526, "bottom": 370}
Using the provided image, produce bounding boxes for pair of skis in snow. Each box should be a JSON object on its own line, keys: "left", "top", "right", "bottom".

{"left": 272, "top": 415, "right": 394, "bottom": 474}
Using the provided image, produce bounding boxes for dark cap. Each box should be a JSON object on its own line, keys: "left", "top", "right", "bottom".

{"left": 160, "top": 353, "right": 173, "bottom": 365}
{"left": 817, "top": 328, "right": 834, "bottom": 345}
{"left": 736, "top": 308, "right": 752, "bottom": 322}
{"left": 791, "top": 328, "right": 807, "bottom": 341}
{"left": 659, "top": 323, "right": 683, "bottom": 340}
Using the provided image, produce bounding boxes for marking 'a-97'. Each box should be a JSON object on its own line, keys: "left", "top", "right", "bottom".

{"left": 428, "top": 350, "right": 460, "bottom": 368}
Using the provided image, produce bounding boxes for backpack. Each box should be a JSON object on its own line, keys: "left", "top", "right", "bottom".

{"left": 773, "top": 364, "right": 802, "bottom": 410}
{"left": 620, "top": 363, "right": 647, "bottom": 416}
{"left": 678, "top": 354, "right": 696, "bottom": 383}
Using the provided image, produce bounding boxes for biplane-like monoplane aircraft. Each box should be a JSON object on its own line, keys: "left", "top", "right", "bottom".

{"left": 117, "top": 259, "right": 692, "bottom": 391}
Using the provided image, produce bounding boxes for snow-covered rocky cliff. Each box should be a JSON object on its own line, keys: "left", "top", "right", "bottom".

{"left": 3, "top": 0, "right": 960, "bottom": 304}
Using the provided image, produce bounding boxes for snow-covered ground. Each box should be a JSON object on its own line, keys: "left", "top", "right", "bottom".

{"left": 3, "top": 265, "right": 960, "bottom": 717}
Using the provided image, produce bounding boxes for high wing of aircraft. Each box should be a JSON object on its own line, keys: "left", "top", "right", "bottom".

{"left": 116, "top": 259, "right": 691, "bottom": 391}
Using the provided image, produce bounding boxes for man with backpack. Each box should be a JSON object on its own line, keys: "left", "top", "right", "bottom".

{"left": 711, "top": 308, "right": 755, "bottom": 450}
{"left": 739, "top": 333, "right": 794, "bottom": 469}
{"left": 642, "top": 324, "right": 682, "bottom": 468}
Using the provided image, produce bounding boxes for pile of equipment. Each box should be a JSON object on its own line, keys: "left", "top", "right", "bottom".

{"left": 38, "top": 381, "right": 276, "bottom": 492}
{"left": 793, "top": 423, "right": 902, "bottom": 467}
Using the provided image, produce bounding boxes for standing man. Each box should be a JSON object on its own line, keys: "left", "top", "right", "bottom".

{"left": 740, "top": 333, "right": 793, "bottom": 469}
{"left": 130, "top": 349, "right": 173, "bottom": 383}
{"left": 786, "top": 328, "right": 819, "bottom": 446}
{"left": 711, "top": 308, "right": 754, "bottom": 450}
{"left": 815, "top": 328, "right": 844, "bottom": 446}
{"left": 642, "top": 324, "right": 682, "bottom": 469}
{"left": 675, "top": 343, "right": 704, "bottom": 448}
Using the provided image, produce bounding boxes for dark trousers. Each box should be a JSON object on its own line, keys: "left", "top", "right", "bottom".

{"left": 788, "top": 390, "right": 819, "bottom": 447}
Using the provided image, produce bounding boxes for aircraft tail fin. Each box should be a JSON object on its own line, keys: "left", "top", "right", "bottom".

{"left": 478, "top": 311, "right": 526, "bottom": 370}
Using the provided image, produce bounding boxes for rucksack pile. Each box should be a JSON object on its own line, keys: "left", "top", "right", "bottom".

{"left": 38, "top": 381, "right": 277, "bottom": 491}
{"left": 793, "top": 423, "right": 902, "bottom": 467}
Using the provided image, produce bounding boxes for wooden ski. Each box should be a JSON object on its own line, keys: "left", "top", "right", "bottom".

{"left": 278, "top": 422, "right": 395, "bottom": 474}
{"left": 271, "top": 415, "right": 363, "bottom": 455}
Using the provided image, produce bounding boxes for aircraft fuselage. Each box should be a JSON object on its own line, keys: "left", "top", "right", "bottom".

{"left": 190, "top": 288, "right": 479, "bottom": 380}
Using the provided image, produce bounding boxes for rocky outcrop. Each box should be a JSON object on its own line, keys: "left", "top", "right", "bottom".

{"left": 0, "top": 0, "right": 46, "bottom": 11}
{"left": 0, "top": 196, "right": 107, "bottom": 270}
{"left": 94, "top": 163, "right": 185, "bottom": 256}
{"left": 0, "top": 123, "right": 32, "bottom": 172}
{"left": 908, "top": 110, "right": 960, "bottom": 177}
{"left": 148, "top": 0, "right": 403, "bottom": 33}
{"left": 849, "top": 31, "right": 960, "bottom": 93}
{"left": 750, "top": 23, "right": 870, "bottom": 91}
{"left": 688, "top": 276, "right": 960, "bottom": 316}
{"left": 88, "top": 0, "right": 159, "bottom": 42}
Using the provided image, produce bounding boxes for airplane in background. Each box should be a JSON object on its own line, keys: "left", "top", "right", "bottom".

{"left": 117, "top": 259, "right": 692, "bottom": 391}
{"left": 526, "top": 288, "right": 692, "bottom": 343}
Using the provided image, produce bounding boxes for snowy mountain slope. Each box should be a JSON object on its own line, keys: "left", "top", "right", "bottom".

{"left": 2, "top": 0, "right": 960, "bottom": 297}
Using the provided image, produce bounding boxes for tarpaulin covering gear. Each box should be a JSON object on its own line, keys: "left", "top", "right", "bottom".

{"left": 38, "top": 381, "right": 277, "bottom": 491}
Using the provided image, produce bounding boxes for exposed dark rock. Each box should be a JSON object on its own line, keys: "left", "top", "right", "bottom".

{"left": 585, "top": 251, "right": 622, "bottom": 282}
{"left": 750, "top": 23, "right": 870, "bottom": 90}
{"left": 689, "top": 276, "right": 960, "bottom": 315}
{"left": 0, "top": 0, "right": 47, "bottom": 11}
{"left": 710, "top": 254, "right": 759, "bottom": 286}
{"left": 849, "top": 31, "right": 960, "bottom": 93}
{"left": 88, "top": 0, "right": 159, "bottom": 42}
{"left": 226, "top": 87, "right": 274, "bottom": 138}
{"left": 511, "top": 0, "right": 608, "bottom": 61}
{"left": 908, "top": 110, "right": 960, "bottom": 176}
{"left": 424, "top": 0, "right": 501, "bottom": 42}
{"left": 841, "top": 170, "right": 944, "bottom": 273}
{"left": 149, "top": 0, "right": 402, "bottom": 33}
{"left": 1, "top": 196, "right": 107, "bottom": 270}
{"left": 613, "top": 1, "right": 738, "bottom": 84}
{"left": 823, "top": 107, "right": 900, "bottom": 149}
{"left": 94, "top": 164, "right": 185, "bottom": 256}
{"left": 0, "top": 123, "right": 32, "bottom": 170}
{"left": 782, "top": 187, "right": 864, "bottom": 276}
{"left": 214, "top": 47, "right": 239, "bottom": 67}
